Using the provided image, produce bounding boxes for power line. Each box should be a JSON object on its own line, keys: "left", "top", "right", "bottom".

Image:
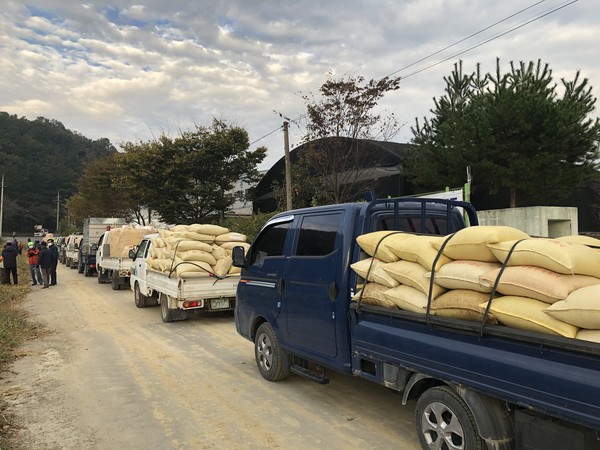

{"left": 386, "top": 0, "right": 550, "bottom": 77}
{"left": 251, "top": 0, "right": 577, "bottom": 148}
{"left": 400, "top": 0, "right": 578, "bottom": 80}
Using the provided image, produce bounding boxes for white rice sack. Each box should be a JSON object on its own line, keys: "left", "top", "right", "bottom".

{"left": 167, "top": 239, "right": 213, "bottom": 252}
{"left": 177, "top": 249, "right": 217, "bottom": 266}
{"left": 174, "top": 260, "right": 213, "bottom": 277}
{"left": 151, "top": 237, "right": 166, "bottom": 248}
{"left": 189, "top": 223, "right": 230, "bottom": 236}
{"left": 215, "top": 232, "right": 247, "bottom": 243}
{"left": 213, "top": 258, "right": 232, "bottom": 277}
{"left": 219, "top": 242, "right": 250, "bottom": 251}
{"left": 170, "top": 224, "right": 190, "bottom": 232}
{"left": 172, "top": 231, "right": 215, "bottom": 242}
{"left": 211, "top": 245, "right": 229, "bottom": 260}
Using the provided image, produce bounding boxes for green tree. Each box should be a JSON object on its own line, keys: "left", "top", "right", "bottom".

{"left": 120, "top": 119, "right": 266, "bottom": 224}
{"left": 65, "top": 154, "right": 144, "bottom": 223}
{"left": 0, "top": 113, "right": 115, "bottom": 233}
{"left": 299, "top": 72, "right": 402, "bottom": 204}
{"left": 405, "top": 59, "right": 600, "bottom": 207}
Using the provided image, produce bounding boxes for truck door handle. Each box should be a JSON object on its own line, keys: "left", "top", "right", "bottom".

{"left": 278, "top": 278, "right": 285, "bottom": 294}
{"left": 328, "top": 282, "right": 338, "bottom": 301}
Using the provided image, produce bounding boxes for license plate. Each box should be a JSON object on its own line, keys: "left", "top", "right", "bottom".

{"left": 211, "top": 298, "right": 230, "bottom": 310}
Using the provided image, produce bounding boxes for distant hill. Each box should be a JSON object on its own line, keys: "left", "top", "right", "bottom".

{"left": 0, "top": 112, "right": 116, "bottom": 235}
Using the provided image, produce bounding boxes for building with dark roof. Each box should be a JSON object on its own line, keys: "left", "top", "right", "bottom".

{"left": 253, "top": 137, "right": 413, "bottom": 213}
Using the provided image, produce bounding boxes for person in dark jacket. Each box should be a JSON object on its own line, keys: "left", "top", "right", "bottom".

{"left": 38, "top": 241, "right": 52, "bottom": 288}
{"left": 47, "top": 238, "right": 59, "bottom": 285}
{"left": 2, "top": 242, "right": 19, "bottom": 285}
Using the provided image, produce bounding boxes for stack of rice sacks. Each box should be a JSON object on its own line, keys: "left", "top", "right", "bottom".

{"left": 146, "top": 223, "right": 249, "bottom": 278}
{"left": 352, "top": 226, "right": 600, "bottom": 344}
{"left": 108, "top": 225, "right": 156, "bottom": 257}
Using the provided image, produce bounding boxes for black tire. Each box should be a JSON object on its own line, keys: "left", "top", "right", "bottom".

{"left": 160, "top": 295, "right": 186, "bottom": 322}
{"left": 97, "top": 269, "right": 104, "bottom": 283}
{"left": 415, "top": 386, "right": 484, "bottom": 450}
{"left": 134, "top": 282, "right": 148, "bottom": 308}
{"left": 254, "top": 323, "right": 289, "bottom": 382}
{"left": 111, "top": 274, "right": 120, "bottom": 290}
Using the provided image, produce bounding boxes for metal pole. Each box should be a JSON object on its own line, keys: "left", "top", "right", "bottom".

{"left": 283, "top": 121, "right": 293, "bottom": 211}
{"left": 56, "top": 190, "right": 60, "bottom": 233}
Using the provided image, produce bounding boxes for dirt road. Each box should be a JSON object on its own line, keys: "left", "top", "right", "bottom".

{"left": 1, "top": 264, "right": 422, "bottom": 450}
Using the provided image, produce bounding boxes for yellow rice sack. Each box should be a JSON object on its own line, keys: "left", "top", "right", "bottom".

{"left": 350, "top": 258, "right": 398, "bottom": 288}
{"left": 479, "top": 266, "right": 600, "bottom": 304}
{"left": 435, "top": 226, "right": 529, "bottom": 262}
{"left": 353, "top": 283, "right": 397, "bottom": 309}
{"left": 382, "top": 260, "right": 446, "bottom": 297}
{"left": 483, "top": 296, "right": 578, "bottom": 338}
{"left": 544, "top": 285, "right": 600, "bottom": 329}
{"left": 488, "top": 239, "right": 600, "bottom": 277}
{"left": 389, "top": 235, "right": 451, "bottom": 271}
{"left": 428, "top": 260, "right": 501, "bottom": 293}
{"left": 382, "top": 285, "right": 430, "bottom": 313}
{"left": 356, "top": 231, "right": 411, "bottom": 263}
{"left": 431, "top": 290, "right": 497, "bottom": 323}
{"left": 575, "top": 330, "right": 600, "bottom": 343}
{"left": 215, "top": 232, "right": 247, "bottom": 243}
{"left": 556, "top": 235, "right": 600, "bottom": 248}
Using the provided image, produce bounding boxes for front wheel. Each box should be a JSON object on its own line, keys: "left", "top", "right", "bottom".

{"left": 415, "top": 386, "right": 484, "bottom": 450}
{"left": 254, "top": 323, "right": 289, "bottom": 382}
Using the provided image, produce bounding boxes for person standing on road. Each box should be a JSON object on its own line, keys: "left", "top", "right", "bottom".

{"left": 2, "top": 241, "right": 19, "bottom": 285}
{"left": 26, "top": 242, "right": 43, "bottom": 286}
{"left": 47, "top": 238, "right": 59, "bottom": 286}
{"left": 38, "top": 241, "right": 52, "bottom": 288}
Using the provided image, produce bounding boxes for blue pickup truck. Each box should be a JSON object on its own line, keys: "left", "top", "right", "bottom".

{"left": 232, "top": 198, "right": 600, "bottom": 450}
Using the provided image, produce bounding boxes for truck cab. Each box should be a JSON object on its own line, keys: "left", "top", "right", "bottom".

{"left": 234, "top": 198, "right": 474, "bottom": 375}
{"left": 129, "top": 235, "right": 157, "bottom": 308}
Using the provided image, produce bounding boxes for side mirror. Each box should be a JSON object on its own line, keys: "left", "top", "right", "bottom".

{"left": 129, "top": 249, "right": 137, "bottom": 261}
{"left": 231, "top": 246, "right": 247, "bottom": 268}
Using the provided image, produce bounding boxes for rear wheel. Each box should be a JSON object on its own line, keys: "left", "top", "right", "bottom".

{"left": 160, "top": 294, "right": 186, "bottom": 322}
{"left": 134, "top": 282, "right": 148, "bottom": 308}
{"left": 254, "top": 323, "right": 289, "bottom": 382}
{"left": 111, "top": 273, "right": 120, "bottom": 290}
{"left": 415, "top": 386, "right": 484, "bottom": 450}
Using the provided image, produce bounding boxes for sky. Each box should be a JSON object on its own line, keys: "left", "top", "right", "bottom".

{"left": 1, "top": 0, "right": 598, "bottom": 171}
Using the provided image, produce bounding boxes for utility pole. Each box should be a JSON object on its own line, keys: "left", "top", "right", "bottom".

{"left": 0, "top": 174, "right": 4, "bottom": 240}
{"left": 283, "top": 121, "right": 293, "bottom": 211}
{"left": 56, "top": 190, "right": 60, "bottom": 233}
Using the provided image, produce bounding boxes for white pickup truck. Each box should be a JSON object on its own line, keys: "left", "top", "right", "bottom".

{"left": 129, "top": 234, "right": 240, "bottom": 322}
{"left": 65, "top": 233, "right": 83, "bottom": 269}
{"left": 96, "top": 226, "right": 154, "bottom": 290}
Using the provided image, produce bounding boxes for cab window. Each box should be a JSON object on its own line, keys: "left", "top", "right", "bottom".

{"left": 249, "top": 221, "right": 291, "bottom": 266}
{"left": 295, "top": 213, "right": 341, "bottom": 256}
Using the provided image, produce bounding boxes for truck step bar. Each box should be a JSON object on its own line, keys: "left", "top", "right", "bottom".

{"left": 290, "top": 365, "right": 330, "bottom": 384}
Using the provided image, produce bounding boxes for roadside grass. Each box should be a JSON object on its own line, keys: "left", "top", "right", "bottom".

{"left": 0, "top": 258, "right": 42, "bottom": 450}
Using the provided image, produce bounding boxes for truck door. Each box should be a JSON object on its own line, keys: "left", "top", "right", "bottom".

{"left": 283, "top": 211, "right": 343, "bottom": 358}
{"left": 131, "top": 239, "right": 151, "bottom": 293}
{"left": 236, "top": 217, "right": 293, "bottom": 338}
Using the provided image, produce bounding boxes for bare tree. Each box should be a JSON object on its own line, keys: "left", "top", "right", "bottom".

{"left": 300, "top": 72, "right": 402, "bottom": 204}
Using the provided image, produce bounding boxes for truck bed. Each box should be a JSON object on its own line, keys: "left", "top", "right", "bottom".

{"left": 350, "top": 303, "right": 600, "bottom": 431}
{"left": 146, "top": 270, "right": 240, "bottom": 301}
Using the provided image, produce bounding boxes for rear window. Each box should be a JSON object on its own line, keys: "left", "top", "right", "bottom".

{"left": 376, "top": 215, "right": 449, "bottom": 235}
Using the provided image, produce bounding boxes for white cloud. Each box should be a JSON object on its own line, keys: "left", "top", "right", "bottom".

{"left": 0, "top": 0, "right": 597, "bottom": 170}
